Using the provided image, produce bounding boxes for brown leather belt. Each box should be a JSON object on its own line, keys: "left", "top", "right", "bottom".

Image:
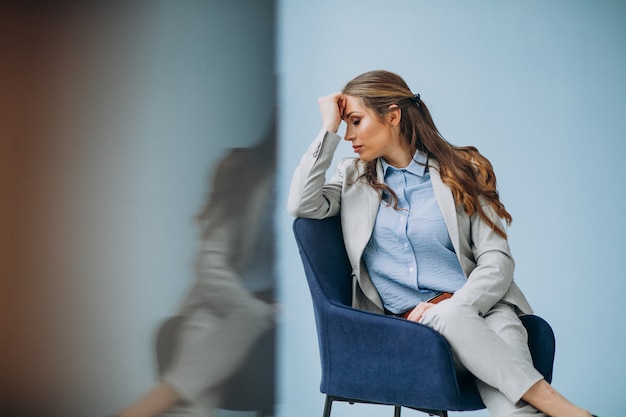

{"left": 391, "top": 292, "right": 453, "bottom": 319}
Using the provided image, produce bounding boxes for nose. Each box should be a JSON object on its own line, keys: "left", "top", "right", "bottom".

{"left": 344, "top": 125, "right": 355, "bottom": 141}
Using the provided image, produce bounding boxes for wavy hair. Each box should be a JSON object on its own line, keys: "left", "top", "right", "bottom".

{"left": 197, "top": 125, "right": 275, "bottom": 238}
{"left": 342, "top": 70, "right": 511, "bottom": 238}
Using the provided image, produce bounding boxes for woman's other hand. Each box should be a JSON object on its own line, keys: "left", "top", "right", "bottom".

{"left": 406, "top": 302, "right": 435, "bottom": 323}
{"left": 318, "top": 92, "right": 345, "bottom": 133}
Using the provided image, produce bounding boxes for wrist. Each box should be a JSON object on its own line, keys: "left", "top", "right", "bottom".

{"left": 323, "top": 123, "right": 340, "bottom": 133}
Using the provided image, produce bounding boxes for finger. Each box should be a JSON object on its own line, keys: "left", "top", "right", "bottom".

{"left": 318, "top": 93, "right": 344, "bottom": 132}
{"left": 320, "top": 92, "right": 341, "bottom": 102}
{"left": 338, "top": 96, "right": 346, "bottom": 118}
{"left": 407, "top": 303, "right": 434, "bottom": 323}
{"left": 408, "top": 311, "right": 422, "bottom": 322}
{"left": 406, "top": 304, "right": 424, "bottom": 322}
{"left": 418, "top": 303, "right": 434, "bottom": 322}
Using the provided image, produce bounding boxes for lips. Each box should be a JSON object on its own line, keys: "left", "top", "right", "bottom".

{"left": 352, "top": 145, "right": 363, "bottom": 153}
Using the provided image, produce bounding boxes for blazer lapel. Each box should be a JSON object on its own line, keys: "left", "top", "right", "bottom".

{"left": 342, "top": 160, "right": 380, "bottom": 261}
{"left": 429, "top": 159, "right": 462, "bottom": 258}
{"left": 340, "top": 160, "right": 384, "bottom": 310}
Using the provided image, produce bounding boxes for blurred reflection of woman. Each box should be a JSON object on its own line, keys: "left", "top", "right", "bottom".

{"left": 116, "top": 129, "right": 276, "bottom": 417}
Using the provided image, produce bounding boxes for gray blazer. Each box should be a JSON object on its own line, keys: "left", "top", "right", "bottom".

{"left": 288, "top": 129, "right": 533, "bottom": 317}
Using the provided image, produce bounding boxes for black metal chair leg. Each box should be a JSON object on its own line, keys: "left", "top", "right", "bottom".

{"left": 323, "top": 396, "right": 333, "bottom": 417}
{"left": 394, "top": 405, "right": 401, "bottom": 417}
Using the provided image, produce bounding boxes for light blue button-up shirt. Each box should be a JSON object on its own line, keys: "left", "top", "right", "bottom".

{"left": 362, "top": 152, "right": 466, "bottom": 314}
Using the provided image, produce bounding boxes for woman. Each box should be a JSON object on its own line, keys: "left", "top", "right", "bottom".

{"left": 287, "top": 70, "right": 596, "bottom": 417}
{"left": 116, "top": 131, "right": 276, "bottom": 417}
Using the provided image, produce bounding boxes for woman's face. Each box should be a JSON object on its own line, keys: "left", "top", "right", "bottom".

{"left": 342, "top": 95, "right": 408, "bottom": 166}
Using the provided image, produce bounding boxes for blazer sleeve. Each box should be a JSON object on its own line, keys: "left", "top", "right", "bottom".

{"left": 178, "top": 210, "right": 274, "bottom": 324}
{"left": 287, "top": 129, "right": 346, "bottom": 218}
{"left": 450, "top": 202, "right": 516, "bottom": 316}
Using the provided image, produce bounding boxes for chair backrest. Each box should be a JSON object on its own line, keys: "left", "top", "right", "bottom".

{"left": 293, "top": 216, "right": 352, "bottom": 308}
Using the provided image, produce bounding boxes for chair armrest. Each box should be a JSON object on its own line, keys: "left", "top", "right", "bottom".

{"left": 316, "top": 302, "right": 461, "bottom": 407}
{"left": 520, "top": 314, "right": 555, "bottom": 382}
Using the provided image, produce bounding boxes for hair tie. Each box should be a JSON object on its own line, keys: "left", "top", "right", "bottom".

{"left": 409, "top": 93, "right": 421, "bottom": 104}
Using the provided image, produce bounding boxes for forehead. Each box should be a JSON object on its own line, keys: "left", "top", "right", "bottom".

{"left": 344, "top": 95, "right": 371, "bottom": 117}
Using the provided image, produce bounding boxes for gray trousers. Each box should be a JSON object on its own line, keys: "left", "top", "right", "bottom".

{"left": 160, "top": 302, "right": 274, "bottom": 417}
{"left": 420, "top": 301, "right": 547, "bottom": 417}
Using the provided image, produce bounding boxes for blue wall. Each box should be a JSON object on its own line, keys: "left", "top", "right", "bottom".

{"left": 277, "top": 1, "right": 626, "bottom": 416}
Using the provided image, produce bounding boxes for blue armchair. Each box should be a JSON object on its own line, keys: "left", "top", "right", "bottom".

{"left": 293, "top": 216, "right": 555, "bottom": 417}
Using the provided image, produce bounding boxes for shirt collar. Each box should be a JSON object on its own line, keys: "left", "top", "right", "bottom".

{"left": 381, "top": 150, "right": 428, "bottom": 177}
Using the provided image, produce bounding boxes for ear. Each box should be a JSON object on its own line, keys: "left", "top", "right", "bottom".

{"left": 386, "top": 104, "right": 401, "bottom": 127}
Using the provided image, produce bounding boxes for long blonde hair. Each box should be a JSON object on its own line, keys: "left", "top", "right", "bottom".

{"left": 342, "top": 70, "right": 511, "bottom": 238}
